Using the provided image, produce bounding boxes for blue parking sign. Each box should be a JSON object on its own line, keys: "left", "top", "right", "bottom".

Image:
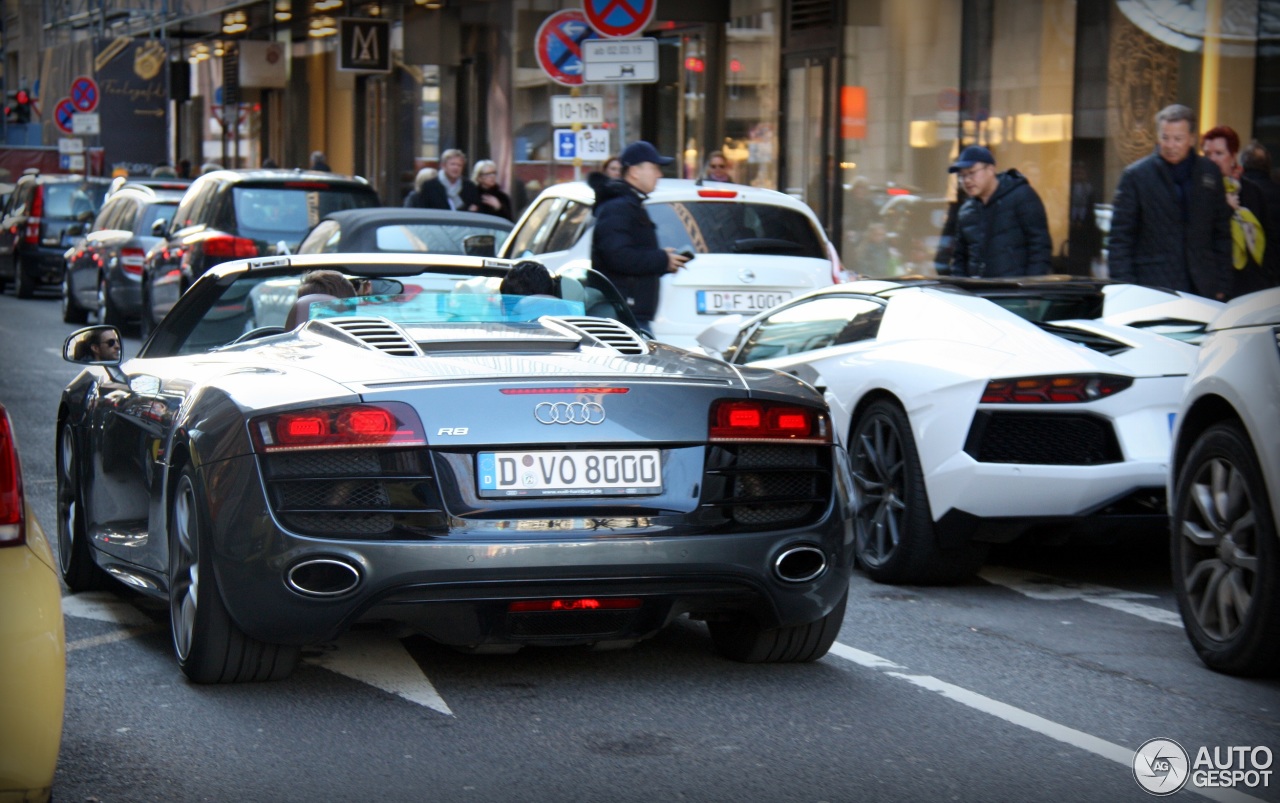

{"left": 555, "top": 130, "right": 577, "bottom": 160}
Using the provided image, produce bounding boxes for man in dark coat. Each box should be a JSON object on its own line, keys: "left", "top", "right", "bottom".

{"left": 1107, "top": 104, "right": 1232, "bottom": 300}
{"left": 589, "top": 140, "right": 689, "bottom": 333}
{"left": 1240, "top": 140, "right": 1280, "bottom": 292}
{"left": 405, "top": 149, "right": 481, "bottom": 212}
{"left": 948, "top": 145, "right": 1052, "bottom": 277}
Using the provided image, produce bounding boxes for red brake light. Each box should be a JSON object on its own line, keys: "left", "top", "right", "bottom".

{"left": 0, "top": 411, "right": 25, "bottom": 547}
{"left": 202, "top": 235, "right": 258, "bottom": 259}
{"left": 29, "top": 185, "right": 43, "bottom": 218}
{"left": 980, "top": 375, "right": 1134, "bottom": 404}
{"left": 709, "top": 400, "right": 830, "bottom": 442}
{"left": 251, "top": 402, "right": 427, "bottom": 452}
{"left": 696, "top": 189, "right": 738, "bottom": 199}
{"left": 508, "top": 597, "right": 642, "bottom": 613}
{"left": 283, "top": 181, "right": 333, "bottom": 189}
{"left": 120, "top": 247, "right": 146, "bottom": 276}
{"left": 23, "top": 187, "right": 42, "bottom": 245}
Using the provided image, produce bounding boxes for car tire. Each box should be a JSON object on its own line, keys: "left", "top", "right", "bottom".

{"left": 169, "top": 465, "right": 300, "bottom": 683}
{"left": 709, "top": 590, "right": 847, "bottom": 663}
{"left": 850, "top": 399, "right": 986, "bottom": 585}
{"left": 14, "top": 257, "right": 34, "bottom": 298}
{"left": 56, "top": 424, "right": 108, "bottom": 592}
{"left": 62, "top": 275, "right": 90, "bottom": 324}
{"left": 1171, "top": 422, "right": 1280, "bottom": 676}
{"left": 97, "top": 276, "right": 123, "bottom": 327}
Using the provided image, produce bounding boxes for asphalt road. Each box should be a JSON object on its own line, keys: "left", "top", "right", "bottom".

{"left": 2, "top": 287, "right": 1277, "bottom": 803}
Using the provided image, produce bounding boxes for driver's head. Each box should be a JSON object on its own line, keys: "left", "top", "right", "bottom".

{"left": 89, "top": 330, "right": 120, "bottom": 361}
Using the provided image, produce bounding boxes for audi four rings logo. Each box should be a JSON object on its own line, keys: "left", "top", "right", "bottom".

{"left": 534, "top": 401, "right": 606, "bottom": 425}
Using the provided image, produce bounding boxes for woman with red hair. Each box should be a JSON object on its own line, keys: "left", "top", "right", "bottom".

{"left": 1202, "top": 125, "right": 1276, "bottom": 298}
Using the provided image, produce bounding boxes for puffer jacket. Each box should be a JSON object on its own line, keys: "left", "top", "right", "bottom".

{"left": 588, "top": 172, "right": 669, "bottom": 321}
{"left": 1108, "top": 151, "right": 1232, "bottom": 299}
{"left": 950, "top": 169, "right": 1053, "bottom": 277}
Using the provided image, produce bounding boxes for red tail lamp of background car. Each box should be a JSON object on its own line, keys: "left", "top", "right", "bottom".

{"left": 709, "top": 399, "right": 830, "bottom": 442}
{"left": 981, "top": 374, "right": 1133, "bottom": 404}
{"left": 201, "top": 235, "right": 258, "bottom": 259}
{"left": 251, "top": 402, "right": 427, "bottom": 452}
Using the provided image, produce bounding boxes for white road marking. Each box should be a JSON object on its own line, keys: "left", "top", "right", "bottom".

{"left": 67, "top": 627, "right": 158, "bottom": 652}
{"left": 828, "top": 645, "right": 1266, "bottom": 803}
{"left": 980, "top": 566, "right": 1183, "bottom": 627}
{"left": 305, "top": 630, "right": 453, "bottom": 716}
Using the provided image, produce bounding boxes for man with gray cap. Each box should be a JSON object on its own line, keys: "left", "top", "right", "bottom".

{"left": 588, "top": 140, "right": 690, "bottom": 333}
{"left": 947, "top": 145, "right": 1052, "bottom": 277}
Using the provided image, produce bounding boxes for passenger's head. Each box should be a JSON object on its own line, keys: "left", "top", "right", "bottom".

{"left": 1155, "top": 104, "right": 1197, "bottom": 165}
{"left": 80, "top": 329, "right": 121, "bottom": 362}
{"left": 500, "top": 261, "right": 555, "bottom": 297}
{"left": 298, "top": 270, "right": 357, "bottom": 299}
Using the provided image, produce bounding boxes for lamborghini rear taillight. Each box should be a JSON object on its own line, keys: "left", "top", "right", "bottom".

{"left": 251, "top": 402, "right": 427, "bottom": 452}
{"left": 709, "top": 399, "right": 830, "bottom": 442}
{"left": 981, "top": 375, "right": 1133, "bottom": 404}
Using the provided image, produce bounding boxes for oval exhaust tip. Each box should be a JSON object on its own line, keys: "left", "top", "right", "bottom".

{"left": 287, "top": 558, "right": 361, "bottom": 597}
{"left": 774, "top": 545, "right": 827, "bottom": 583}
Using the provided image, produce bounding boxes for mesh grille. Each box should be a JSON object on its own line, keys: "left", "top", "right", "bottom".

{"left": 269, "top": 450, "right": 382, "bottom": 478}
{"left": 276, "top": 479, "right": 391, "bottom": 510}
{"left": 698, "top": 444, "right": 830, "bottom": 531}
{"left": 966, "top": 412, "right": 1122, "bottom": 465}
{"left": 286, "top": 512, "right": 396, "bottom": 536}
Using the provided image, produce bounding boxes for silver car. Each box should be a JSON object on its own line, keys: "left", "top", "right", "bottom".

{"left": 1170, "top": 288, "right": 1280, "bottom": 676}
{"left": 57, "top": 253, "right": 854, "bottom": 683}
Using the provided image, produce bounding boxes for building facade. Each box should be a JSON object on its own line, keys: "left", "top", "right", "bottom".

{"left": 3, "top": 0, "right": 1277, "bottom": 275}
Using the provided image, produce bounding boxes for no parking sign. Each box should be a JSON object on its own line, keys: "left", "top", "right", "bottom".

{"left": 534, "top": 9, "right": 600, "bottom": 86}
{"left": 583, "top": 0, "right": 657, "bottom": 39}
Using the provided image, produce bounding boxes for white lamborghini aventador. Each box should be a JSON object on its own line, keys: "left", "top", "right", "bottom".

{"left": 699, "top": 277, "right": 1224, "bottom": 585}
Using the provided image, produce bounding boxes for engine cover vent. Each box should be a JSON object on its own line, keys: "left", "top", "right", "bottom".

{"left": 316, "top": 317, "right": 422, "bottom": 356}
{"left": 553, "top": 317, "right": 649, "bottom": 356}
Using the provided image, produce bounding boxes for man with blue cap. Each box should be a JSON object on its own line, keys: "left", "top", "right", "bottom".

{"left": 946, "top": 144, "right": 1052, "bottom": 277}
{"left": 588, "top": 140, "right": 690, "bottom": 333}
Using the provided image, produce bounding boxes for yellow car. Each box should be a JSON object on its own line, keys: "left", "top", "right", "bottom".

{"left": 0, "top": 403, "right": 65, "bottom": 803}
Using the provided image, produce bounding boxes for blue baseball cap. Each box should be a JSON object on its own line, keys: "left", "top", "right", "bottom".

{"left": 948, "top": 145, "right": 996, "bottom": 173}
{"left": 619, "top": 140, "right": 674, "bottom": 167}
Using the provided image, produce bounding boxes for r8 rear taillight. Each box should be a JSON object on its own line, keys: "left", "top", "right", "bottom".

{"left": 709, "top": 399, "right": 831, "bottom": 443}
{"left": 981, "top": 374, "right": 1133, "bottom": 404}
{"left": 250, "top": 402, "right": 427, "bottom": 452}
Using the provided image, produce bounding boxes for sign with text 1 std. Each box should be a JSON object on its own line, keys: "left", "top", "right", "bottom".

{"left": 555, "top": 128, "right": 609, "bottom": 162}
{"left": 551, "top": 95, "right": 604, "bottom": 126}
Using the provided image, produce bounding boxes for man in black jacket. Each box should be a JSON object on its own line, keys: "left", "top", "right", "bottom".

{"left": 588, "top": 140, "right": 689, "bottom": 333}
{"left": 948, "top": 145, "right": 1052, "bottom": 277}
{"left": 1107, "top": 104, "right": 1232, "bottom": 299}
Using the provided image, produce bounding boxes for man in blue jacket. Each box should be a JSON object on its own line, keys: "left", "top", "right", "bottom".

{"left": 1107, "top": 104, "right": 1232, "bottom": 299}
{"left": 948, "top": 145, "right": 1053, "bottom": 277}
{"left": 588, "top": 141, "right": 690, "bottom": 333}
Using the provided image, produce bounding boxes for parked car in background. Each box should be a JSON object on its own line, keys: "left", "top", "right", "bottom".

{"left": 140, "top": 168, "right": 379, "bottom": 332}
{"left": 0, "top": 401, "right": 65, "bottom": 802}
{"left": 699, "top": 277, "right": 1223, "bottom": 584}
{"left": 0, "top": 172, "right": 111, "bottom": 297}
{"left": 297, "top": 207, "right": 512, "bottom": 257}
{"left": 58, "top": 253, "right": 852, "bottom": 683}
{"left": 63, "top": 182, "right": 188, "bottom": 325}
{"left": 500, "top": 179, "right": 844, "bottom": 348}
{"left": 1170, "top": 288, "right": 1280, "bottom": 676}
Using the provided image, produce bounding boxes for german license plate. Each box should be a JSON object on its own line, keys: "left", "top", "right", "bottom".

{"left": 696, "top": 290, "right": 791, "bottom": 314}
{"left": 477, "top": 449, "right": 662, "bottom": 497}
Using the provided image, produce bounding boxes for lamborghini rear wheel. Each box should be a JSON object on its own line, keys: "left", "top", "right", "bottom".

{"left": 850, "top": 399, "right": 985, "bottom": 584}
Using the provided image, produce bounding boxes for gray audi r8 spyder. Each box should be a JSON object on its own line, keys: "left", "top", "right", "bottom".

{"left": 57, "top": 253, "right": 853, "bottom": 683}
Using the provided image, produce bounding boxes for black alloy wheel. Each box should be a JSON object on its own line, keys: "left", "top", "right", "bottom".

{"left": 709, "top": 591, "right": 847, "bottom": 663}
{"left": 56, "top": 424, "right": 107, "bottom": 591}
{"left": 1171, "top": 422, "right": 1280, "bottom": 676}
{"left": 850, "top": 399, "right": 985, "bottom": 585}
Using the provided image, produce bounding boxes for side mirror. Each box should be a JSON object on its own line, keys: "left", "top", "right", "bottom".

{"left": 63, "top": 325, "right": 124, "bottom": 366}
{"left": 463, "top": 233, "right": 496, "bottom": 258}
{"left": 151, "top": 218, "right": 168, "bottom": 237}
{"left": 66, "top": 223, "right": 84, "bottom": 237}
{"left": 695, "top": 314, "right": 745, "bottom": 358}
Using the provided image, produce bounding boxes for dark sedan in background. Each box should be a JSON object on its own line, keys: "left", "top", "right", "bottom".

{"left": 62, "top": 182, "right": 188, "bottom": 326}
{"left": 297, "top": 207, "right": 512, "bottom": 257}
{"left": 58, "top": 253, "right": 853, "bottom": 683}
{"left": 0, "top": 173, "right": 111, "bottom": 298}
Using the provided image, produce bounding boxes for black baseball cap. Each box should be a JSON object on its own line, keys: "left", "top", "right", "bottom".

{"left": 620, "top": 140, "right": 674, "bottom": 167}
{"left": 948, "top": 145, "right": 996, "bottom": 173}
